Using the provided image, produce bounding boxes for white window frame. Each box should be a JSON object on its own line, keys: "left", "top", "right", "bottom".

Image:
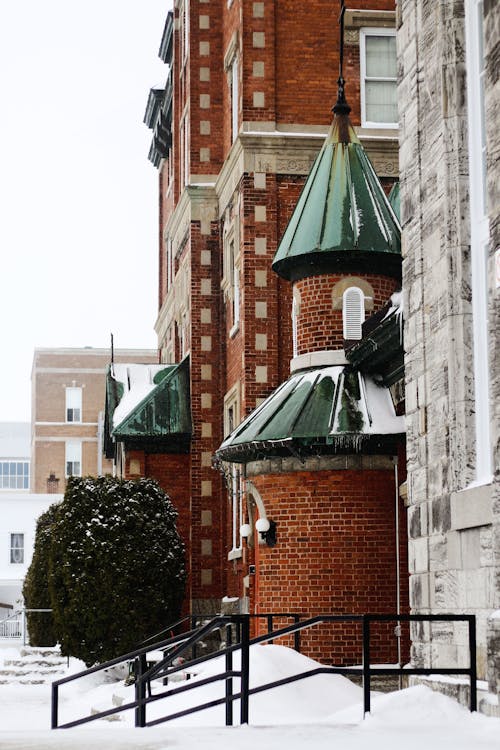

{"left": 222, "top": 217, "right": 241, "bottom": 337}
{"left": 343, "top": 287, "right": 365, "bottom": 340}
{"left": 10, "top": 533, "right": 24, "bottom": 564}
{"left": 65, "top": 441, "right": 82, "bottom": 478}
{"left": 231, "top": 54, "right": 239, "bottom": 143}
{"left": 65, "top": 386, "right": 82, "bottom": 423}
{"left": 464, "top": 0, "right": 492, "bottom": 484}
{"left": 179, "top": 110, "right": 189, "bottom": 188}
{"left": 360, "top": 28, "right": 398, "bottom": 129}
{"left": 292, "top": 295, "right": 299, "bottom": 359}
{"left": 0, "top": 461, "right": 29, "bottom": 490}
{"left": 224, "top": 385, "right": 243, "bottom": 560}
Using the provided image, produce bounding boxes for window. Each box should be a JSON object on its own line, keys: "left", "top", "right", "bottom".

{"left": 229, "top": 237, "right": 240, "bottom": 333}
{"left": 231, "top": 55, "right": 239, "bottom": 142}
{"left": 224, "top": 385, "right": 242, "bottom": 559}
{"left": 292, "top": 295, "right": 299, "bottom": 359}
{"left": 343, "top": 287, "right": 365, "bottom": 340}
{"left": 10, "top": 533, "right": 24, "bottom": 564}
{"left": 179, "top": 112, "right": 189, "bottom": 188}
{"left": 179, "top": 0, "right": 189, "bottom": 66}
{"left": 65, "top": 442, "right": 81, "bottom": 478}
{"left": 465, "top": 0, "right": 492, "bottom": 483}
{"left": 165, "top": 237, "right": 174, "bottom": 293}
{"left": 0, "top": 461, "right": 29, "bottom": 489}
{"left": 65, "top": 387, "right": 82, "bottom": 423}
{"left": 360, "top": 28, "right": 398, "bottom": 127}
{"left": 222, "top": 218, "right": 241, "bottom": 336}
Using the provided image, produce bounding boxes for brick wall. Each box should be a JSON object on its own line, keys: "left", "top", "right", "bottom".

{"left": 295, "top": 273, "right": 398, "bottom": 354}
{"left": 249, "top": 466, "right": 409, "bottom": 664}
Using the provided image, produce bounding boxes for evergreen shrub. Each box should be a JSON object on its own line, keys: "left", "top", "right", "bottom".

{"left": 25, "top": 475, "right": 186, "bottom": 666}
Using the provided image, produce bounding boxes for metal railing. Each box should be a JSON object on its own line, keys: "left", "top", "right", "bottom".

{"left": 0, "top": 608, "right": 53, "bottom": 644}
{"left": 51, "top": 612, "right": 477, "bottom": 729}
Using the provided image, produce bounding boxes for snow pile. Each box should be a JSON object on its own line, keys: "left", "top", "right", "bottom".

{"left": 0, "top": 643, "right": 499, "bottom": 749}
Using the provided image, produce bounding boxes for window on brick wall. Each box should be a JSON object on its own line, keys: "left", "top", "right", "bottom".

{"left": 10, "top": 533, "right": 24, "bottom": 564}
{"left": 292, "top": 294, "right": 299, "bottom": 359}
{"left": 224, "top": 385, "right": 243, "bottom": 559}
{"left": 165, "top": 237, "right": 174, "bottom": 292}
{"left": 231, "top": 54, "right": 239, "bottom": 143}
{"left": 179, "top": 112, "right": 189, "bottom": 188}
{"left": 65, "top": 387, "right": 82, "bottom": 423}
{"left": 179, "top": 0, "right": 189, "bottom": 67}
{"left": 343, "top": 287, "right": 365, "bottom": 340}
{"left": 65, "top": 441, "right": 81, "bottom": 478}
{"left": 222, "top": 217, "right": 241, "bottom": 336}
{"left": 360, "top": 28, "right": 398, "bottom": 128}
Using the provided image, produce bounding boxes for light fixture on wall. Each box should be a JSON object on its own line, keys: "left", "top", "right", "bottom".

{"left": 240, "top": 523, "right": 252, "bottom": 538}
{"left": 255, "top": 517, "right": 277, "bottom": 547}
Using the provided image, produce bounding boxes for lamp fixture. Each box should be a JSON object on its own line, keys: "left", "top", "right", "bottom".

{"left": 255, "top": 517, "right": 277, "bottom": 547}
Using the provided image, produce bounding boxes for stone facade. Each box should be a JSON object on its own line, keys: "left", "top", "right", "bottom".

{"left": 398, "top": 0, "right": 499, "bottom": 712}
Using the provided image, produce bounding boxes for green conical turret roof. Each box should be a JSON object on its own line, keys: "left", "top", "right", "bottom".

{"left": 272, "top": 113, "right": 401, "bottom": 282}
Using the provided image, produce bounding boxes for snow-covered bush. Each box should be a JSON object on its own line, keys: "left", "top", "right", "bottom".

{"left": 26, "top": 476, "right": 186, "bottom": 666}
{"left": 23, "top": 503, "right": 60, "bottom": 646}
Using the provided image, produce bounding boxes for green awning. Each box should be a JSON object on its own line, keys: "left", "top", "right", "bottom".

{"left": 216, "top": 365, "right": 404, "bottom": 464}
{"left": 105, "top": 357, "right": 191, "bottom": 455}
{"left": 272, "top": 114, "right": 401, "bottom": 282}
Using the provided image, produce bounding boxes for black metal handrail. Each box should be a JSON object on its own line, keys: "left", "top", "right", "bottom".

{"left": 51, "top": 612, "right": 477, "bottom": 729}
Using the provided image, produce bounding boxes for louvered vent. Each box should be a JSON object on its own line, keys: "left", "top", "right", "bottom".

{"left": 343, "top": 287, "right": 365, "bottom": 339}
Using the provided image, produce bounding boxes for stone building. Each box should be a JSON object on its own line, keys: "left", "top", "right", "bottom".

{"left": 31, "top": 348, "right": 157, "bottom": 494}
{"left": 132, "top": 1, "right": 401, "bottom": 626}
{"left": 398, "top": 0, "right": 499, "bottom": 713}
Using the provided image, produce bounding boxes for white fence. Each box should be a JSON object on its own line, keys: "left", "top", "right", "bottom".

{"left": 0, "top": 609, "right": 52, "bottom": 644}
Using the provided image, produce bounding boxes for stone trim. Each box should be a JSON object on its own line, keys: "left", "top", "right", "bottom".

{"left": 246, "top": 454, "right": 396, "bottom": 477}
{"left": 290, "top": 350, "right": 348, "bottom": 372}
{"left": 450, "top": 484, "right": 493, "bottom": 530}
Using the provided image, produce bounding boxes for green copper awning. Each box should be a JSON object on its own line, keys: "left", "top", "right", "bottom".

{"left": 216, "top": 365, "right": 404, "bottom": 464}
{"left": 346, "top": 292, "right": 404, "bottom": 387}
{"left": 105, "top": 357, "right": 191, "bottom": 455}
{"left": 272, "top": 114, "right": 401, "bottom": 282}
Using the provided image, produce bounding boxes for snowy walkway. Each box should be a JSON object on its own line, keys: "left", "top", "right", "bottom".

{"left": 0, "top": 644, "right": 498, "bottom": 749}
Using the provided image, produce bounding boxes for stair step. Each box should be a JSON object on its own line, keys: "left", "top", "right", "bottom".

{"left": 5, "top": 658, "right": 66, "bottom": 667}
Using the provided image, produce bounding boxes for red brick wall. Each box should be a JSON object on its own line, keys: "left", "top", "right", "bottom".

{"left": 124, "top": 449, "right": 192, "bottom": 610}
{"left": 295, "top": 273, "right": 398, "bottom": 354}
{"left": 248, "top": 466, "right": 409, "bottom": 665}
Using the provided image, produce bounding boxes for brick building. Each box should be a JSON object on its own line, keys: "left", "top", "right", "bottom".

{"left": 31, "top": 348, "right": 157, "bottom": 494}
{"left": 107, "top": 0, "right": 405, "bottom": 645}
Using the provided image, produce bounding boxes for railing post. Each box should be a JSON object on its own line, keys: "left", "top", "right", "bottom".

{"left": 468, "top": 615, "right": 477, "bottom": 712}
{"left": 22, "top": 610, "right": 26, "bottom": 646}
{"left": 134, "top": 654, "right": 147, "bottom": 727}
{"left": 293, "top": 614, "right": 301, "bottom": 652}
{"left": 240, "top": 615, "right": 250, "bottom": 725}
{"left": 225, "top": 622, "right": 233, "bottom": 726}
{"left": 51, "top": 683, "right": 59, "bottom": 729}
{"left": 362, "top": 615, "right": 371, "bottom": 717}
{"left": 267, "top": 614, "right": 273, "bottom": 644}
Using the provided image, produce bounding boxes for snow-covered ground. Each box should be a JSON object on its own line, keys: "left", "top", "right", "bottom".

{"left": 0, "top": 643, "right": 498, "bottom": 749}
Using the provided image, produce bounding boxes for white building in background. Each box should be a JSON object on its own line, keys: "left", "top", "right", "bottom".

{"left": 0, "top": 423, "right": 61, "bottom": 611}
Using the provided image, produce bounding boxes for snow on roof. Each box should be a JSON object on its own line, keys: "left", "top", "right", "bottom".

{"left": 111, "top": 364, "right": 172, "bottom": 428}
{"left": 0, "top": 423, "right": 30, "bottom": 459}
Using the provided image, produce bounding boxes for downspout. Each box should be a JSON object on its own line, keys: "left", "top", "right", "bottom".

{"left": 394, "top": 456, "right": 402, "bottom": 684}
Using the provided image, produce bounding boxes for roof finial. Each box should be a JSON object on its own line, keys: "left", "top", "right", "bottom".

{"left": 333, "top": 0, "right": 351, "bottom": 116}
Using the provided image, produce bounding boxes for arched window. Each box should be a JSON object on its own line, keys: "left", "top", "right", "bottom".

{"left": 343, "top": 287, "right": 365, "bottom": 340}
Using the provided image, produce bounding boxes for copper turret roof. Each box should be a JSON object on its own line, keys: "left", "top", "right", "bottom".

{"left": 272, "top": 111, "right": 401, "bottom": 282}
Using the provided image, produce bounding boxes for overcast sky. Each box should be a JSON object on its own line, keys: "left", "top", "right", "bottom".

{"left": 0, "top": 1, "right": 171, "bottom": 422}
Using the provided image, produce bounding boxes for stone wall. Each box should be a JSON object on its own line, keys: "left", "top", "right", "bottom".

{"left": 398, "top": 0, "right": 499, "bottom": 708}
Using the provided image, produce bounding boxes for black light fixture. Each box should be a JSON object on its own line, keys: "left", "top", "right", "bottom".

{"left": 255, "top": 518, "right": 277, "bottom": 547}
